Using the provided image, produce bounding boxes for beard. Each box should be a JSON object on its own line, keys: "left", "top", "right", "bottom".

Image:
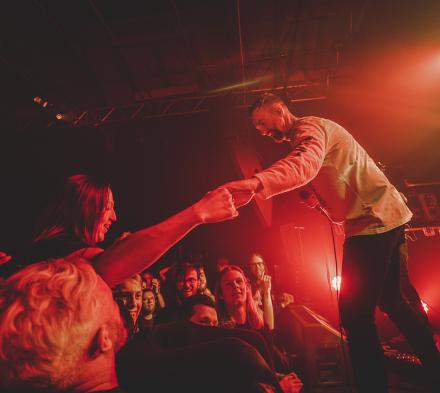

{"left": 269, "top": 127, "right": 295, "bottom": 143}
{"left": 269, "top": 129, "right": 285, "bottom": 142}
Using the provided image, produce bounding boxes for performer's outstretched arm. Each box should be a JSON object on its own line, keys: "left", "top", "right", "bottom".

{"left": 224, "top": 120, "right": 326, "bottom": 200}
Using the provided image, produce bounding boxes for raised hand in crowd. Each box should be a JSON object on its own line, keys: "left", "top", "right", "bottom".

{"left": 261, "top": 274, "right": 272, "bottom": 296}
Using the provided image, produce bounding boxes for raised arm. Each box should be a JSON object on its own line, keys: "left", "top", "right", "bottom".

{"left": 95, "top": 187, "right": 238, "bottom": 287}
{"left": 261, "top": 274, "right": 274, "bottom": 331}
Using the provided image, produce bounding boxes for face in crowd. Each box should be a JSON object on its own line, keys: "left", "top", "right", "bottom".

{"left": 249, "top": 254, "right": 266, "bottom": 281}
{"left": 114, "top": 277, "right": 143, "bottom": 322}
{"left": 94, "top": 188, "right": 117, "bottom": 244}
{"left": 190, "top": 304, "right": 218, "bottom": 327}
{"left": 176, "top": 267, "right": 200, "bottom": 299}
{"left": 142, "top": 289, "right": 156, "bottom": 316}
{"left": 220, "top": 268, "right": 247, "bottom": 308}
{"left": 198, "top": 267, "right": 208, "bottom": 291}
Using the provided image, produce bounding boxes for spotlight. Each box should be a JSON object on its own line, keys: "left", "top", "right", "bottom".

{"left": 33, "top": 96, "right": 50, "bottom": 108}
{"left": 421, "top": 300, "right": 429, "bottom": 314}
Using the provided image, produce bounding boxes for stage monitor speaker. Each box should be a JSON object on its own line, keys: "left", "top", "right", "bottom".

{"left": 276, "top": 305, "right": 354, "bottom": 393}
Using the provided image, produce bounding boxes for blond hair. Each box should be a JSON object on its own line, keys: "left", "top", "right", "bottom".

{"left": 0, "top": 258, "right": 104, "bottom": 390}
{"left": 112, "top": 273, "right": 142, "bottom": 292}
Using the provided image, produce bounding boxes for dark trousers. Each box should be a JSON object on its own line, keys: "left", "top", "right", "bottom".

{"left": 339, "top": 225, "right": 439, "bottom": 393}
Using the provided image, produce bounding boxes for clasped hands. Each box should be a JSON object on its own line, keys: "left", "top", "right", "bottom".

{"left": 195, "top": 177, "right": 261, "bottom": 224}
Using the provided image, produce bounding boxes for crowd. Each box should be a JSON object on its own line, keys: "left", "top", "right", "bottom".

{"left": 0, "top": 174, "right": 301, "bottom": 393}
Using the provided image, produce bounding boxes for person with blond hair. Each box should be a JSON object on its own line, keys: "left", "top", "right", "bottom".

{"left": 113, "top": 274, "right": 144, "bottom": 336}
{"left": 0, "top": 258, "right": 127, "bottom": 392}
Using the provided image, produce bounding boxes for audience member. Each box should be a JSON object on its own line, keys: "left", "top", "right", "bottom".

{"left": 216, "top": 265, "right": 264, "bottom": 330}
{"left": 141, "top": 271, "right": 166, "bottom": 309}
{"left": 216, "top": 265, "right": 292, "bottom": 374}
{"left": 113, "top": 274, "right": 143, "bottom": 334}
{"left": 0, "top": 258, "right": 127, "bottom": 393}
{"left": 176, "top": 262, "right": 200, "bottom": 299}
{"left": 195, "top": 264, "right": 215, "bottom": 302}
{"left": 157, "top": 262, "right": 200, "bottom": 323}
{"left": 247, "top": 253, "right": 275, "bottom": 330}
{"left": 9, "top": 174, "right": 237, "bottom": 287}
{"left": 183, "top": 293, "right": 218, "bottom": 327}
{"left": 0, "top": 257, "right": 290, "bottom": 393}
{"left": 138, "top": 288, "right": 156, "bottom": 331}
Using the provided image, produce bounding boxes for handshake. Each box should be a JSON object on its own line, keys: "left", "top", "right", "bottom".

{"left": 223, "top": 177, "right": 262, "bottom": 208}
{"left": 195, "top": 177, "right": 262, "bottom": 224}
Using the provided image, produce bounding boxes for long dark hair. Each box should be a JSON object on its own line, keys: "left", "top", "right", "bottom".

{"left": 33, "top": 174, "right": 111, "bottom": 246}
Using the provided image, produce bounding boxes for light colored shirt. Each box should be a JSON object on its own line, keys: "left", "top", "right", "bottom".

{"left": 254, "top": 116, "right": 412, "bottom": 237}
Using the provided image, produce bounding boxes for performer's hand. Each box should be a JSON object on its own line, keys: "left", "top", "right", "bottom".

{"left": 223, "top": 177, "right": 261, "bottom": 207}
{"left": 193, "top": 187, "right": 238, "bottom": 223}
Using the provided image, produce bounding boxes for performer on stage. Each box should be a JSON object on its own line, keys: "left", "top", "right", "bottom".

{"left": 224, "top": 92, "right": 439, "bottom": 393}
